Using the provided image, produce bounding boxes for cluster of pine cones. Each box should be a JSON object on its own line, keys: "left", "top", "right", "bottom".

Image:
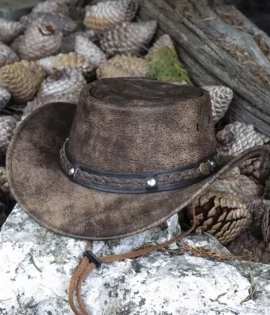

{"left": 0, "top": 0, "right": 269, "bottom": 263}
{"left": 186, "top": 125, "right": 270, "bottom": 263}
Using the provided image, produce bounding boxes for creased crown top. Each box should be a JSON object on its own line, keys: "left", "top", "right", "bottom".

{"left": 91, "top": 78, "right": 203, "bottom": 106}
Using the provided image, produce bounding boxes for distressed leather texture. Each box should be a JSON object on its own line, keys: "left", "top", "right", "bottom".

{"left": 68, "top": 78, "right": 216, "bottom": 173}
{"left": 6, "top": 78, "right": 270, "bottom": 240}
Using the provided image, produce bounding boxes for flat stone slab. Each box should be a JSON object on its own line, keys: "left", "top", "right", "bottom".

{"left": 1, "top": 205, "right": 270, "bottom": 314}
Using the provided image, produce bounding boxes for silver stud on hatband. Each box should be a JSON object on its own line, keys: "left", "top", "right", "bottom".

{"left": 147, "top": 178, "right": 157, "bottom": 187}
{"left": 69, "top": 167, "right": 75, "bottom": 176}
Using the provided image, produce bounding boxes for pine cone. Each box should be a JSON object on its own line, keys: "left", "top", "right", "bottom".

{"left": 96, "top": 54, "right": 149, "bottom": 79}
{"left": 11, "top": 22, "right": 63, "bottom": 60}
{"left": 264, "top": 178, "right": 270, "bottom": 199}
{"left": 38, "top": 67, "right": 86, "bottom": 98}
{"left": 37, "top": 52, "right": 94, "bottom": 75}
{"left": 0, "top": 43, "right": 19, "bottom": 68}
{"left": 54, "top": 0, "right": 78, "bottom": 4}
{"left": 0, "top": 115, "right": 17, "bottom": 156}
{"left": 0, "top": 87, "right": 11, "bottom": 112}
{"left": 0, "top": 167, "right": 10, "bottom": 195}
{"left": 1, "top": 103, "right": 25, "bottom": 121}
{"left": 22, "top": 60, "right": 45, "bottom": 85}
{"left": 227, "top": 230, "right": 270, "bottom": 264}
{"left": 239, "top": 151, "right": 270, "bottom": 182}
{"left": 145, "top": 34, "right": 175, "bottom": 60}
{"left": 210, "top": 168, "right": 264, "bottom": 201}
{"left": 61, "top": 33, "right": 78, "bottom": 54}
{"left": 32, "top": 0, "right": 69, "bottom": 16}
{"left": 85, "top": 29, "right": 98, "bottom": 42}
{"left": 100, "top": 21, "right": 157, "bottom": 55}
{"left": 0, "top": 18, "right": 25, "bottom": 44}
{"left": 20, "top": 12, "right": 76, "bottom": 36}
{"left": 262, "top": 201, "right": 270, "bottom": 244}
{"left": 248, "top": 199, "right": 270, "bottom": 240}
{"left": 216, "top": 121, "right": 270, "bottom": 157}
{"left": 23, "top": 93, "right": 78, "bottom": 119}
{"left": 0, "top": 61, "right": 46, "bottom": 103}
{"left": 188, "top": 191, "right": 252, "bottom": 245}
{"left": 202, "top": 86, "right": 233, "bottom": 123}
{"left": 84, "top": 0, "right": 138, "bottom": 32}
{"left": 61, "top": 31, "right": 98, "bottom": 54}
{"left": 75, "top": 35, "right": 106, "bottom": 68}
{"left": 69, "top": 5, "right": 85, "bottom": 21}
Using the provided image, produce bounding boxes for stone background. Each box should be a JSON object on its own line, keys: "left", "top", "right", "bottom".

{"left": 1, "top": 205, "right": 270, "bottom": 314}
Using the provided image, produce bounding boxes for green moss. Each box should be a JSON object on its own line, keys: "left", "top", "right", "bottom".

{"left": 148, "top": 46, "right": 193, "bottom": 86}
{"left": 75, "top": 20, "right": 84, "bottom": 31}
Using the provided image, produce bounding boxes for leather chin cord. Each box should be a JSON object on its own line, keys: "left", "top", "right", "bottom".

{"left": 69, "top": 201, "right": 197, "bottom": 315}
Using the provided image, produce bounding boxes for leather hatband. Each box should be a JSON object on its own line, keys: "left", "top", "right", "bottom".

{"left": 60, "top": 140, "right": 218, "bottom": 194}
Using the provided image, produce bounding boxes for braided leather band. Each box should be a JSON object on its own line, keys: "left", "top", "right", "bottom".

{"left": 60, "top": 140, "right": 218, "bottom": 193}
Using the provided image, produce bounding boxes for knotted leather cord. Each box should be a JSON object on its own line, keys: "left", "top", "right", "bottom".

{"left": 69, "top": 201, "right": 197, "bottom": 315}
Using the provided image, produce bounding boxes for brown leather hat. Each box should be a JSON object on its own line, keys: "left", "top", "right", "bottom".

{"left": 6, "top": 78, "right": 270, "bottom": 240}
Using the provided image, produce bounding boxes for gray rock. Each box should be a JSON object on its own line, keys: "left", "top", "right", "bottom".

{"left": 1, "top": 204, "right": 270, "bottom": 314}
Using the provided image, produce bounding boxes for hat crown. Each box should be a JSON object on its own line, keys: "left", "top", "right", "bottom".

{"left": 68, "top": 78, "right": 216, "bottom": 173}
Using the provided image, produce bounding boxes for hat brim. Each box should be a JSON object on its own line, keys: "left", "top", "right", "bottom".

{"left": 7, "top": 102, "right": 270, "bottom": 240}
